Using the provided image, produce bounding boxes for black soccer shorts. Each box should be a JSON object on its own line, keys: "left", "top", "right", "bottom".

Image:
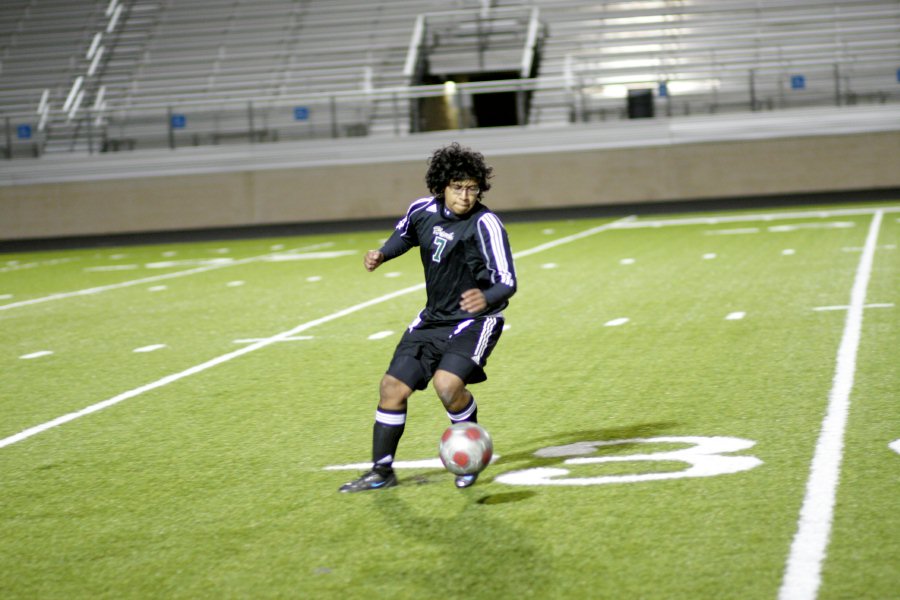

{"left": 386, "top": 315, "right": 505, "bottom": 391}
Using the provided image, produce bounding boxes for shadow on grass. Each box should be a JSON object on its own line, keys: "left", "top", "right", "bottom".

{"left": 490, "top": 421, "right": 681, "bottom": 471}
{"left": 372, "top": 485, "right": 550, "bottom": 597}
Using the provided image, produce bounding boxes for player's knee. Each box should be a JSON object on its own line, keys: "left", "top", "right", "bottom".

{"left": 379, "top": 375, "right": 410, "bottom": 410}
{"left": 432, "top": 371, "right": 465, "bottom": 407}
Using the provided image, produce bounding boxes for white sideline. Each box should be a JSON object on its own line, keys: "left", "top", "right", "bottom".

{"left": 0, "top": 216, "right": 632, "bottom": 449}
{"left": 610, "top": 205, "right": 900, "bottom": 230}
{"left": 778, "top": 210, "right": 884, "bottom": 600}
{"left": 0, "top": 242, "right": 334, "bottom": 311}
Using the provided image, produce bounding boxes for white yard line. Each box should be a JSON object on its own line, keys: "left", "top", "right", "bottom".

{"left": 0, "top": 242, "right": 334, "bottom": 312}
{"left": 0, "top": 216, "right": 633, "bottom": 449}
{"left": 0, "top": 282, "right": 426, "bottom": 450}
{"left": 778, "top": 210, "right": 884, "bottom": 600}
{"left": 610, "top": 205, "right": 899, "bottom": 230}
{"left": 513, "top": 217, "right": 634, "bottom": 258}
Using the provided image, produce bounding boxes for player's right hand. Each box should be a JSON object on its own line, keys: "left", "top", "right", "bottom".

{"left": 364, "top": 250, "right": 384, "bottom": 272}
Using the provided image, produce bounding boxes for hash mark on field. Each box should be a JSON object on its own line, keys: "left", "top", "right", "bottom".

{"left": 619, "top": 258, "right": 635, "bottom": 265}
{"left": 706, "top": 228, "right": 760, "bottom": 235}
{"left": 85, "top": 265, "right": 139, "bottom": 272}
{"left": 226, "top": 281, "right": 244, "bottom": 287}
{"left": 306, "top": 276, "right": 322, "bottom": 282}
{"left": 604, "top": 317, "right": 629, "bottom": 327}
{"left": 263, "top": 250, "right": 356, "bottom": 261}
{"left": 233, "top": 336, "right": 314, "bottom": 344}
{"left": 812, "top": 303, "right": 894, "bottom": 312}
{"left": 384, "top": 272, "right": 403, "bottom": 278}
{"left": 725, "top": 312, "right": 746, "bottom": 320}
{"left": 782, "top": 249, "right": 796, "bottom": 255}
{"left": 148, "top": 286, "right": 167, "bottom": 292}
{"left": 702, "top": 253, "right": 717, "bottom": 260}
{"left": 541, "top": 263, "right": 558, "bottom": 269}
{"left": 768, "top": 221, "right": 854, "bottom": 232}
{"left": 0, "top": 294, "right": 12, "bottom": 300}
{"left": 21, "top": 351, "right": 53, "bottom": 359}
{"left": 890, "top": 440, "right": 900, "bottom": 455}
{"left": 146, "top": 258, "right": 233, "bottom": 269}
{"left": 134, "top": 344, "right": 166, "bottom": 353}
{"left": 368, "top": 331, "right": 394, "bottom": 340}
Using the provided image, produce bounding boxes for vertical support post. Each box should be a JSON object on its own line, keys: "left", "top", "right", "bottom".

{"left": 4, "top": 117, "right": 11, "bottom": 159}
{"left": 833, "top": 63, "right": 841, "bottom": 107}
{"left": 410, "top": 95, "right": 420, "bottom": 134}
{"left": 392, "top": 92, "right": 400, "bottom": 136}
{"left": 248, "top": 100, "right": 255, "bottom": 142}
{"left": 86, "top": 110, "right": 94, "bottom": 154}
{"left": 330, "top": 96, "right": 338, "bottom": 138}
{"left": 749, "top": 69, "right": 757, "bottom": 111}
{"left": 167, "top": 106, "right": 175, "bottom": 149}
{"left": 515, "top": 84, "right": 525, "bottom": 126}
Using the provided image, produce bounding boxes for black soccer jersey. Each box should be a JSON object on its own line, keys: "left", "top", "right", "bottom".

{"left": 379, "top": 196, "right": 517, "bottom": 324}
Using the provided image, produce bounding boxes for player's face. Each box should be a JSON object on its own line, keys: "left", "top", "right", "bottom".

{"left": 444, "top": 179, "right": 481, "bottom": 215}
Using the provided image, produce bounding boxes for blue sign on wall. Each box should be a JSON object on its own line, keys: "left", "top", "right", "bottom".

{"left": 170, "top": 114, "right": 187, "bottom": 129}
{"left": 896, "top": 68, "right": 900, "bottom": 83}
{"left": 790, "top": 75, "right": 806, "bottom": 90}
{"left": 293, "top": 106, "right": 309, "bottom": 121}
{"left": 658, "top": 82, "right": 668, "bottom": 98}
{"left": 16, "top": 124, "right": 32, "bottom": 139}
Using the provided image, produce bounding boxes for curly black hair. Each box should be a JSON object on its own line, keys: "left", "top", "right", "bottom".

{"left": 425, "top": 142, "right": 493, "bottom": 199}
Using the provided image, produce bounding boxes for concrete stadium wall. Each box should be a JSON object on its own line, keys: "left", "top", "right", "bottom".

{"left": 2, "top": 129, "right": 899, "bottom": 241}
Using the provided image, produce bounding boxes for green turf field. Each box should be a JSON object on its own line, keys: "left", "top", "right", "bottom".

{"left": 2, "top": 201, "right": 898, "bottom": 599}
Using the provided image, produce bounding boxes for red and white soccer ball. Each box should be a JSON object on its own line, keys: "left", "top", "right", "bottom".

{"left": 438, "top": 422, "right": 494, "bottom": 475}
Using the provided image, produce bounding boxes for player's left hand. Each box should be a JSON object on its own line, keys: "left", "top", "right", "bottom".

{"left": 460, "top": 288, "right": 487, "bottom": 313}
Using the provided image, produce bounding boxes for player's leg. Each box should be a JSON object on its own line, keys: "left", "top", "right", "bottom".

{"left": 340, "top": 328, "right": 431, "bottom": 493}
{"left": 372, "top": 374, "right": 413, "bottom": 473}
{"left": 432, "top": 369, "right": 477, "bottom": 423}
{"left": 432, "top": 369, "right": 481, "bottom": 489}
{"left": 433, "top": 317, "right": 503, "bottom": 489}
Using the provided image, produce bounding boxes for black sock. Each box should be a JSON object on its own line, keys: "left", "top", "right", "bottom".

{"left": 447, "top": 394, "right": 477, "bottom": 424}
{"left": 372, "top": 408, "right": 406, "bottom": 474}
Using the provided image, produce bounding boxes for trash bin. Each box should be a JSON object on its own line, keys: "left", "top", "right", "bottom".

{"left": 627, "top": 89, "right": 654, "bottom": 119}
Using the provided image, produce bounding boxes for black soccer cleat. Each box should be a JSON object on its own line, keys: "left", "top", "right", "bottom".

{"left": 455, "top": 472, "right": 479, "bottom": 489}
{"left": 339, "top": 469, "right": 398, "bottom": 493}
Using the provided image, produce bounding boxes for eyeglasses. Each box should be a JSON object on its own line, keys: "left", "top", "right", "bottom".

{"left": 449, "top": 184, "right": 480, "bottom": 195}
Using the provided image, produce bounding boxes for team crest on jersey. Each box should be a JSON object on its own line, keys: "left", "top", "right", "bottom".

{"left": 432, "top": 226, "right": 455, "bottom": 241}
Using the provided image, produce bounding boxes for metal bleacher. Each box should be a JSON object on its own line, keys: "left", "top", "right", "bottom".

{"left": 512, "top": 0, "right": 900, "bottom": 123}
{"left": 1, "top": 0, "right": 898, "bottom": 159}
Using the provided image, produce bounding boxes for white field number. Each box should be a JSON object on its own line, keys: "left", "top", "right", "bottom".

{"left": 326, "top": 436, "right": 763, "bottom": 486}
{"left": 494, "top": 436, "right": 762, "bottom": 486}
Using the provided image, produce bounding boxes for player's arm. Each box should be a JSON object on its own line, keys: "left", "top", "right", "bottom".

{"left": 364, "top": 198, "right": 428, "bottom": 271}
{"left": 363, "top": 250, "right": 385, "bottom": 272}
{"left": 473, "top": 214, "right": 517, "bottom": 307}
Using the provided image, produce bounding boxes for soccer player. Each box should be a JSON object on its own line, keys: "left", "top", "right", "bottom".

{"left": 339, "top": 142, "right": 517, "bottom": 492}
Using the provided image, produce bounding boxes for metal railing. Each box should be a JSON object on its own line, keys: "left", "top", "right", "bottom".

{"left": 3, "top": 61, "right": 899, "bottom": 159}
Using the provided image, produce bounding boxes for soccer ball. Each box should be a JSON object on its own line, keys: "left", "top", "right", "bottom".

{"left": 438, "top": 422, "right": 493, "bottom": 475}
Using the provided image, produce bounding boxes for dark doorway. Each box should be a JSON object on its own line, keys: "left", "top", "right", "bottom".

{"left": 413, "top": 71, "right": 529, "bottom": 132}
